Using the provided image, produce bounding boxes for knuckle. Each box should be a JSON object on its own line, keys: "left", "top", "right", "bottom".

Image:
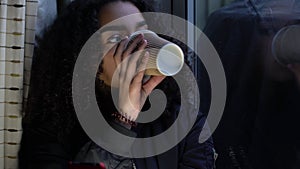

{"left": 123, "top": 50, "right": 131, "bottom": 57}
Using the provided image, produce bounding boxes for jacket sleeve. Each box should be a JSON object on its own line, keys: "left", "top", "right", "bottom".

{"left": 18, "top": 124, "right": 71, "bottom": 169}
{"left": 179, "top": 114, "right": 215, "bottom": 169}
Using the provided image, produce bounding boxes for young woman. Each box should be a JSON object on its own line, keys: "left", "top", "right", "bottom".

{"left": 19, "top": 0, "right": 215, "bottom": 168}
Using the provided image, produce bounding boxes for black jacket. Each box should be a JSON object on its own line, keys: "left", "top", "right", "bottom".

{"left": 19, "top": 110, "right": 215, "bottom": 169}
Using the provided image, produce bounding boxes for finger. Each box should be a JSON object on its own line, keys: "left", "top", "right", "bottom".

{"left": 137, "top": 38, "right": 147, "bottom": 51}
{"left": 120, "top": 34, "right": 143, "bottom": 85}
{"left": 114, "top": 36, "right": 129, "bottom": 66}
{"left": 142, "top": 75, "right": 166, "bottom": 95}
{"left": 106, "top": 42, "right": 119, "bottom": 56}
{"left": 134, "top": 39, "right": 148, "bottom": 66}
{"left": 132, "top": 51, "right": 150, "bottom": 86}
{"left": 122, "top": 34, "right": 143, "bottom": 59}
{"left": 130, "top": 38, "right": 148, "bottom": 66}
{"left": 125, "top": 40, "right": 148, "bottom": 81}
{"left": 111, "top": 38, "right": 128, "bottom": 84}
{"left": 119, "top": 54, "right": 130, "bottom": 84}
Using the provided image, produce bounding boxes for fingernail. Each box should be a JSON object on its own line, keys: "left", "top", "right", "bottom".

{"left": 121, "top": 37, "right": 128, "bottom": 43}
{"left": 123, "top": 36, "right": 129, "bottom": 41}
{"left": 138, "top": 33, "right": 143, "bottom": 38}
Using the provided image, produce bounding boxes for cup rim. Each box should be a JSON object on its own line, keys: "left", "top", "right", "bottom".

{"left": 156, "top": 43, "right": 184, "bottom": 76}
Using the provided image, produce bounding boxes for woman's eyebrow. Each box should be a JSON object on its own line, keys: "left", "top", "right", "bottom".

{"left": 100, "top": 21, "right": 147, "bottom": 33}
{"left": 100, "top": 25, "right": 126, "bottom": 33}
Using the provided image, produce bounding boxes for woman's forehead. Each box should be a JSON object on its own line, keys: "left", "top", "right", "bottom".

{"left": 98, "top": 1, "right": 144, "bottom": 28}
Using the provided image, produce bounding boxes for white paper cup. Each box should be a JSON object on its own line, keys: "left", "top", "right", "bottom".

{"left": 126, "top": 30, "right": 184, "bottom": 76}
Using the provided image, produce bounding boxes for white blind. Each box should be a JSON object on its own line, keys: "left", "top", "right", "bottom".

{"left": 0, "top": 0, "right": 37, "bottom": 168}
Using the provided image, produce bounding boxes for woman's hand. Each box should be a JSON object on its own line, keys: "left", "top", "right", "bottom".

{"left": 110, "top": 34, "right": 165, "bottom": 121}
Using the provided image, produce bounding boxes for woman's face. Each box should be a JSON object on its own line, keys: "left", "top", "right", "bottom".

{"left": 98, "top": 1, "right": 148, "bottom": 86}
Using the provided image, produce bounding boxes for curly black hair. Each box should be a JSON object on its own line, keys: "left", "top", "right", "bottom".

{"left": 23, "top": 0, "right": 191, "bottom": 142}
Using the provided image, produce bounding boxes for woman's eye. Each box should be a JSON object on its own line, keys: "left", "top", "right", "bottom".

{"left": 107, "top": 35, "right": 122, "bottom": 43}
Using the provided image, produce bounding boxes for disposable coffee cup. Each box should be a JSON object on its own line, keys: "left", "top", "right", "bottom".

{"left": 126, "top": 30, "right": 184, "bottom": 76}
{"left": 272, "top": 25, "right": 300, "bottom": 65}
